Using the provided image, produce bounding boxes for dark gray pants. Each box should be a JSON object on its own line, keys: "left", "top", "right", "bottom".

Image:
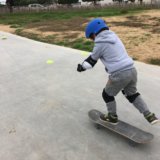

{"left": 104, "top": 68, "right": 150, "bottom": 115}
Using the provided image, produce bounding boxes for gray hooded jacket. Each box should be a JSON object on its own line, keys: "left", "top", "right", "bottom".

{"left": 83, "top": 30, "right": 134, "bottom": 74}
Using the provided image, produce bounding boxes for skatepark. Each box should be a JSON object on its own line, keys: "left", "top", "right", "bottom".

{"left": 0, "top": 31, "right": 160, "bottom": 160}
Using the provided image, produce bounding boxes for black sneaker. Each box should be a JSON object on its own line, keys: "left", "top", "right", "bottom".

{"left": 100, "top": 113, "right": 118, "bottom": 125}
{"left": 145, "top": 113, "right": 160, "bottom": 125}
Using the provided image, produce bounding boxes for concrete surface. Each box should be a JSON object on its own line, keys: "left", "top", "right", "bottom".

{"left": 0, "top": 31, "right": 160, "bottom": 160}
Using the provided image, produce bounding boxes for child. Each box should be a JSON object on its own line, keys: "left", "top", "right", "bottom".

{"left": 77, "top": 18, "right": 159, "bottom": 125}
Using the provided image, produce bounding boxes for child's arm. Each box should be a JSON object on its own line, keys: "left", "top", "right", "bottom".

{"left": 77, "top": 55, "right": 97, "bottom": 72}
{"left": 77, "top": 43, "right": 101, "bottom": 72}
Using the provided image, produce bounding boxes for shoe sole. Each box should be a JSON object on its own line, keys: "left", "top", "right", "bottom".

{"left": 100, "top": 118, "right": 119, "bottom": 125}
{"left": 151, "top": 119, "right": 160, "bottom": 125}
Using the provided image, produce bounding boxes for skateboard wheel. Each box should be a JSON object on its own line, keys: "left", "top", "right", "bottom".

{"left": 95, "top": 124, "right": 101, "bottom": 129}
{"left": 128, "top": 140, "right": 137, "bottom": 147}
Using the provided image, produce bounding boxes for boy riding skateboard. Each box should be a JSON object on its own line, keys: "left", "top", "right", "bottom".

{"left": 77, "top": 18, "right": 159, "bottom": 125}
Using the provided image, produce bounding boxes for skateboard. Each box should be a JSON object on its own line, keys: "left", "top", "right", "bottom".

{"left": 88, "top": 109, "right": 154, "bottom": 146}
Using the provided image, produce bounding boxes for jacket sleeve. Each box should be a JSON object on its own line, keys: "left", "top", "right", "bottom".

{"left": 90, "top": 43, "right": 102, "bottom": 61}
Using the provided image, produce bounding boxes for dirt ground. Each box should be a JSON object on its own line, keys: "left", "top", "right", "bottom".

{"left": 0, "top": 10, "right": 160, "bottom": 63}
{"left": 107, "top": 10, "right": 160, "bottom": 62}
{"left": 0, "top": 24, "right": 15, "bottom": 33}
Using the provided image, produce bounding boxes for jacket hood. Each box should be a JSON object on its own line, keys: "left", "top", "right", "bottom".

{"left": 94, "top": 30, "right": 117, "bottom": 44}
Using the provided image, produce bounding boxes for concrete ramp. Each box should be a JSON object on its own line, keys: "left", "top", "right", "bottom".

{"left": 0, "top": 31, "right": 160, "bottom": 160}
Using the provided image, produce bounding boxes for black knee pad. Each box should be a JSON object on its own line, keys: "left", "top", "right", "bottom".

{"left": 126, "top": 92, "right": 140, "bottom": 103}
{"left": 102, "top": 89, "right": 115, "bottom": 103}
{"left": 121, "top": 90, "right": 125, "bottom": 95}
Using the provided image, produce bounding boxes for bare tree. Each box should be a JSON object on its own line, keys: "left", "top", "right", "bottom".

{"left": 6, "top": 0, "right": 14, "bottom": 13}
{"left": 138, "top": 0, "right": 143, "bottom": 5}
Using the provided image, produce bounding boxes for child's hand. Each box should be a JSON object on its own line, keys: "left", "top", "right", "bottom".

{"left": 77, "top": 64, "right": 86, "bottom": 72}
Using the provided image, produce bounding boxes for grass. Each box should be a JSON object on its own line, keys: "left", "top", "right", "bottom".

{"left": 2, "top": 6, "right": 153, "bottom": 51}
{"left": 15, "top": 29, "right": 93, "bottom": 51}
{"left": 0, "top": 6, "right": 152, "bottom": 26}
{"left": 0, "top": 6, "right": 160, "bottom": 65}
{"left": 148, "top": 58, "right": 160, "bottom": 65}
{"left": 71, "top": 38, "right": 93, "bottom": 51}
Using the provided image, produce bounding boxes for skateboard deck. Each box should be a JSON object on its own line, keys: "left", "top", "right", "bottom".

{"left": 88, "top": 109, "right": 154, "bottom": 145}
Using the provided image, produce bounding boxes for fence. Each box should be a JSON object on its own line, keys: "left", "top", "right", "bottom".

{"left": 0, "top": 2, "right": 160, "bottom": 14}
